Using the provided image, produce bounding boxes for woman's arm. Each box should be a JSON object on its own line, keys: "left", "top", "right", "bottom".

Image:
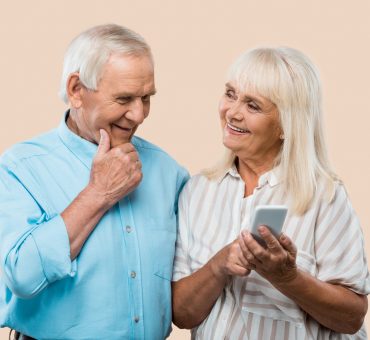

{"left": 240, "top": 227, "right": 368, "bottom": 334}
{"left": 275, "top": 268, "right": 367, "bottom": 334}
{"left": 172, "top": 239, "right": 251, "bottom": 329}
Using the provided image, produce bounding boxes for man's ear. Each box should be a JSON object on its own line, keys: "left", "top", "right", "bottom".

{"left": 66, "top": 73, "right": 84, "bottom": 109}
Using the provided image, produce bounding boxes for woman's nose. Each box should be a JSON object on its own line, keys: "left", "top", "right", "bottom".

{"left": 225, "top": 101, "right": 244, "bottom": 121}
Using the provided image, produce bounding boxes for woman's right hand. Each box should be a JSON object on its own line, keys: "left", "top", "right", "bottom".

{"left": 208, "top": 237, "right": 252, "bottom": 281}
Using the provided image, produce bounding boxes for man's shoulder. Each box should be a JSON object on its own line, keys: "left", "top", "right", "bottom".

{"left": 132, "top": 135, "right": 183, "bottom": 168}
{"left": 1, "top": 128, "right": 61, "bottom": 167}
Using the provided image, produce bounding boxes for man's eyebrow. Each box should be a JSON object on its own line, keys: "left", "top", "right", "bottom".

{"left": 147, "top": 89, "right": 157, "bottom": 96}
{"left": 115, "top": 89, "right": 157, "bottom": 98}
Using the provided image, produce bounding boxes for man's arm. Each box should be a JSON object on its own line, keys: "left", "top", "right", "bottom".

{"left": 0, "top": 129, "right": 141, "bottom": 297}
{"left": 62, "top": 129, "right": 142, "bottom": 259}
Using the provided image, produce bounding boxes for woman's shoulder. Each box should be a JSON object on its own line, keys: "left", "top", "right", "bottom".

{"left": 180, "top": 172, "right": 219, "bottom": 200}
{"left": 314, "top": 177, "right": 354, "bottom": 214}
{"left": 182, "top": 172, "right": 213, "bottom": 191}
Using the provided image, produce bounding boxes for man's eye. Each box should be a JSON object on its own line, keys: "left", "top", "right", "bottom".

{"left": 142, "top": 95, "right": 151, "bottom": 103}
{"left": 117, "top": 97, "right": 131, "bottom": 104}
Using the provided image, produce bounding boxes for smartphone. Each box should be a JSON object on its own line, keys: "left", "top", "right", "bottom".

{"left": 249, "top": 205, "right": 288, "bottom": 247}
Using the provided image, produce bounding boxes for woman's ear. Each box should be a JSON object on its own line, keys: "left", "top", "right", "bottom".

{"left": 66, "top": 73, "right": 84, "bottom": 109}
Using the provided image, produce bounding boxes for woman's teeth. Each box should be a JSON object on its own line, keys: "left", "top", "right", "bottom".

{"left": 227, "top": 123, "right": 249, "bottom": 133}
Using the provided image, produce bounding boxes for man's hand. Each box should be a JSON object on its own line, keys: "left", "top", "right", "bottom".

{"left": 88, "top": 129, "right": 142, "bottom": 209}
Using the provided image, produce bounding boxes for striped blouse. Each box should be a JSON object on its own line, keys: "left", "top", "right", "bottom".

{"left": 173, "top": 165, "right": 370, "bottom": 339}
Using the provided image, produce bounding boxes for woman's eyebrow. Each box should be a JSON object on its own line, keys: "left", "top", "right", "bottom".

{"left": 225, "top": 82, "right": 234, "bottom": 90}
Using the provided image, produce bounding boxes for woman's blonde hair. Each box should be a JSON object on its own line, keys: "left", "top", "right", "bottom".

{"left": 204, "top": 47, "right": 339, "bottom": 214}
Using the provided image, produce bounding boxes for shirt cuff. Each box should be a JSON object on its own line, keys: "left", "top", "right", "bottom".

{"left": 31, "top": 214, "right": 77, "bottom": 283}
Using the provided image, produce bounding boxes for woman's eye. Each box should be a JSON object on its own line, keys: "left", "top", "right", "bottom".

{"left": 225, "top": 90, "right": 235, "bottom": 99}
{"left": 247, "top": 102, "right": 260, "bottom": 112}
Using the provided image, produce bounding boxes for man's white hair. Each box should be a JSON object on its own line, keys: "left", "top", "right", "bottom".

{"left": 59, "top": 24, "right": 152, "bottom": 104}
{"left": 204, "top": 47, "right": 338, "bottom": 214}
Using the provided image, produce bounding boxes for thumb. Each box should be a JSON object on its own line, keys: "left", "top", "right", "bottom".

{"left": 96, "top": 129, "right": 110, "bottom": 157}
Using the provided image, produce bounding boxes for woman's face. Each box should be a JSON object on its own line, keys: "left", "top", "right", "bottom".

{"left": 219, "top": 82, "right": 283, "bottom": 164}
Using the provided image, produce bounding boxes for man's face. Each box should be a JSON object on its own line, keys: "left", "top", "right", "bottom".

{"left": 71, "top": 53, "right": 155, "bottom": 147}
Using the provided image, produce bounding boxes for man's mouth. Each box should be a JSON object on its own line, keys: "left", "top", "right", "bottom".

{"left": 226, "top": 122, "right": 250, "bottom": 134}
{"left": 113, "top": 124, "right": 133, "bottom": 132}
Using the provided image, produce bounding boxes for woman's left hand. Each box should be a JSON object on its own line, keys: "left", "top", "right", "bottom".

{"left": 239, "top": 226, "right": 298, "bottom": 285}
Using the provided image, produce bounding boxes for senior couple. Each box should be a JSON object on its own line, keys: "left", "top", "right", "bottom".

{"left": 0, "top": 24, "right": 368, "bottom": 340}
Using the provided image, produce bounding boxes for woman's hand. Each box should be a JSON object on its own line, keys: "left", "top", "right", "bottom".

{"left": 208, "top": 238, "right": 252, "bottom": 282}
{"left": 173, "top": 237, "right": 252, "bottom": 329}
{"left": 239, "top": 226, "right": 298, "bottom": 285}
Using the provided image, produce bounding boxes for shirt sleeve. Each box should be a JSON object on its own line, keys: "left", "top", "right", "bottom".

{"left": 0, "top": 163, "right": 76, "bottom": 299}
{"left": 172, "top": 179, "right": 192, "bottom": 281}
{"left": 174, "top": 166, "right": 190, "bottom": 217}
{"left": 315, "top": 183, "right": 370, "bottom": 295}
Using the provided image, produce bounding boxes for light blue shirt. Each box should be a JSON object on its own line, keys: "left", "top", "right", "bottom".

{"left": 0, "top": 114, "right": 189, "bottom": 339}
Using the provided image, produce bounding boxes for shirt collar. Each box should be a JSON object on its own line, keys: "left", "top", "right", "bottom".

{"left": 57, "top": 111, "right": 98, "bottom": 169}
{"left": 257, "top": 168, "right": 281, "bottom": 187}
{"left": 219, "top": 162, "right": 282, "bottom": 188}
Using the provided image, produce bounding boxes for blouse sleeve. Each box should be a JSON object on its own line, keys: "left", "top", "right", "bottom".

{"left": 315, "top": 183, "right": 370, "bottom": 295}
{"left": 172, "top": 179, "right": 192, "bottom": 281}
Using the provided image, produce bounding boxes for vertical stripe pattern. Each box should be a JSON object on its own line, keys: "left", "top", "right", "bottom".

{"left": 173, "top": 167, "right": 370, "bottom": 339}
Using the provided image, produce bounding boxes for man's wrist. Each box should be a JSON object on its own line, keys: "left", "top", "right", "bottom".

{"left": 81, "top": 185, "right": 113, "bottom": 213}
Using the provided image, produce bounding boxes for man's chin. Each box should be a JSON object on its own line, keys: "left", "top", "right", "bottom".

{"left": 111, "top": 136, "right": 133, "bottom": 147}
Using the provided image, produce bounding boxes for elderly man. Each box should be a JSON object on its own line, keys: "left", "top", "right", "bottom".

{"left": 0, "top": 24, "right": 188, "bottom": 340}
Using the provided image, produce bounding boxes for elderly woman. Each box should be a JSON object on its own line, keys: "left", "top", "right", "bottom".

{"left": 172, "top": 47, "right": 369, "bottom": 339}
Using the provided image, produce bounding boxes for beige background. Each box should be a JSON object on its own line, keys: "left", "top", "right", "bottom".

{"left": 0, "top": 0, "right": 369, "bottom": 339}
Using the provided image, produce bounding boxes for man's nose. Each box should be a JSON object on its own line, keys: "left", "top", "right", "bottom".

{"left": 127, "top": 98, "right": 146, "bottom": 124}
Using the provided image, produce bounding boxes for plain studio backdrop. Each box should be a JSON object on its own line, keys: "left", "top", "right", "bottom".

{"left": 0, "top": 1, "right": 369, "bottom": 339}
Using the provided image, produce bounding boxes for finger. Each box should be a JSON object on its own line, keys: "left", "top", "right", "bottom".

{"left": 258, "top": 226, "right": 284, "bottom": 254}
{"left": 115, "top": 143, "right": 137, "bottom": 154}
{"left": 240, "top": 233, "right": 260, "bottom": 265}
{"left": 236, "top": 242, "right": 250, "bottom": 268}
{"left": 111, "top": 147, "right": 139, "bottom": 164}
{"left": 135, "top": 159, "right": 142, "bottom": 170}
{"left": 232, "top": 264, "right": 251, "bottom": 277}
{"left": 242, "top": 231, "right": 268, "bottom": 262}
{"left": 95, "top": 129, "right": 111, "bottom": 158}
{"left": 238, "top": 235, "right": 249, "bottom": 257}
{"left": 279, "top": 233, "right": 297, "bottom": 257}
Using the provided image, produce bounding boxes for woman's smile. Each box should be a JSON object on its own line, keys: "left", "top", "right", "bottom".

{"left": 225, "top": 122, "right": 250, "bottom": 134}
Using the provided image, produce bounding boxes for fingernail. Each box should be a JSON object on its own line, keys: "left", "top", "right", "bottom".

{"left": 258, "top": 226, "right": 266, "bottom": 233}
{"left": 280, "top": 233, "right": 286, "bottom": 241}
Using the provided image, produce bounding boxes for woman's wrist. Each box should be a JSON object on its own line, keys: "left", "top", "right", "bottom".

{"left": 207, "top": 257, "right": 230, "bottom": 286}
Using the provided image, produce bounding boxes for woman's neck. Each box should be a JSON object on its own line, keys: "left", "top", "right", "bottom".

{"left": 237, "top": 157, "right": 275, "bottom": 197}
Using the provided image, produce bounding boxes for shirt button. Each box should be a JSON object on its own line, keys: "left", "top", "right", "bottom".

{"left": 134, "top": 316, "right": 140, "bottom": 323}
{"left": 131, "top": 271, "right": 136, "bottom": 278}
{"left": 126, "top": 226, "right": 132, "bottom": 233}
